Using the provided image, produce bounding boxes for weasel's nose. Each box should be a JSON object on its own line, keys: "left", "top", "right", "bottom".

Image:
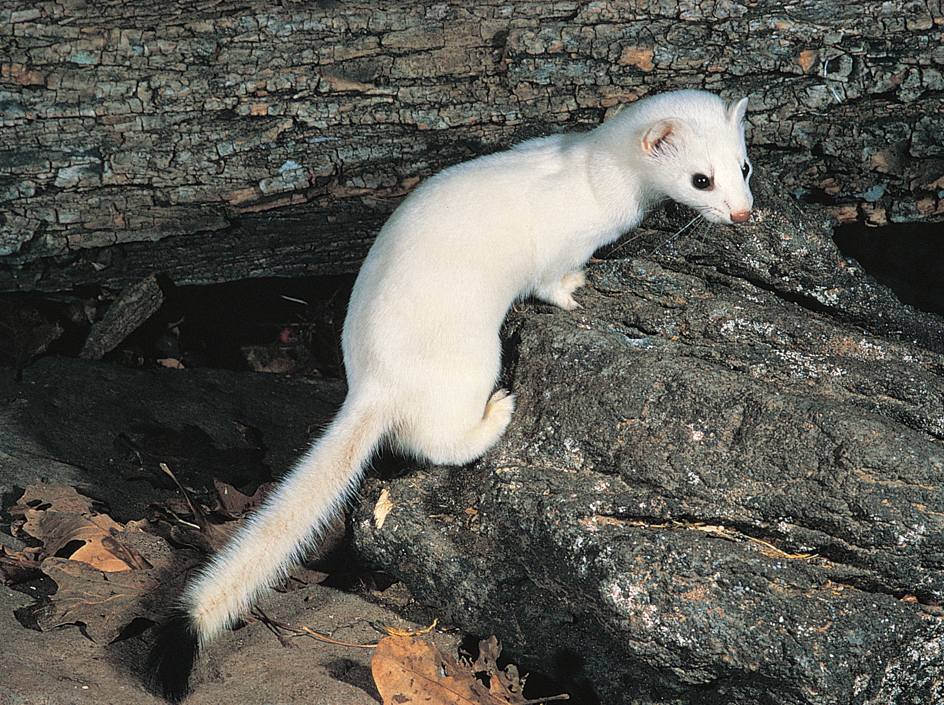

{"left": 730, "top": 210, "right": 751, "bottom": 224}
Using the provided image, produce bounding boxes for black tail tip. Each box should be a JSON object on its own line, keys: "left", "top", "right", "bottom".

{"left": 145, "top": 610, "right": 199, "bottom": 703}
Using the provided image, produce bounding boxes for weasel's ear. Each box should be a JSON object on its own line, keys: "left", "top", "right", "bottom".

{"left": 727, "top": 96, "right": 749, "bottom": 124}
{"left": 641, "top": 118, "right": 694, "bottom": 157}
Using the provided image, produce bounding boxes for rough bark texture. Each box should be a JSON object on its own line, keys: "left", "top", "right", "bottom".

{"left": 2, "top": 0, "right": 943, "bottom": 292}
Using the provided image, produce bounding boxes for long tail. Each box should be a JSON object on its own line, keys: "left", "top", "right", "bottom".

{"left": 146, "top": 400, "right": 388, "bottom": 702}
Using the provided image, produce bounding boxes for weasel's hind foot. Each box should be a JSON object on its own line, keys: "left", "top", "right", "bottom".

{"left": 421, "top": 389, "right": 515, "bottom": 466}
{"left": 484, "top": 389, "right": 515, "bottom": 431}
{"left": 539, "top": 269, "right": 586, "bottom": 310}
{"left": 461, "top": 388, "right": 515, "bottom": 458}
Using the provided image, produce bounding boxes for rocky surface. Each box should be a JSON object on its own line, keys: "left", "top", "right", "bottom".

{"left": 352, "top": 184, "right": 944, "bottom": 704}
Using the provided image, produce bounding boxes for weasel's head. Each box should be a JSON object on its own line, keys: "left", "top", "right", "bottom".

{"left": 636, "top": 92, "right": 753, "bottom": 225}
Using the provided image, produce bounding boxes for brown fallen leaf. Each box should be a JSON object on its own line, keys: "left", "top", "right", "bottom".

{"left": 473, "top": 636, "right": 527, "bottom": 703}
{"left": 155, "top": 463, "right": 235, "bottom": 552}
{"left": 213, "top": 477, "right": 272, "bottom": 518}
{"left": 21, "top": 510, "right": 152, "bottom": 572}
{"left": 0, "top": 544, "right": 44, "bottom": 584}
{"left": 9, "top": 483, "right": 202, "bottom": 643}
{"left": 372, "top": 635, "right": 505, "bottom": 705}
{"left": 272, "top": 563, "right": 330, "bottom": 593}
{"left": 9, "top": 481, "right": 99, "bottom": 516}
{"left": 34, "top": 556, "right": 157, "bottom": 641}
{"left": 11, "top": 477, "right": 343, "bottom": 646}
{"left": 33, "top": 537, "right": 193, "bottom": 643}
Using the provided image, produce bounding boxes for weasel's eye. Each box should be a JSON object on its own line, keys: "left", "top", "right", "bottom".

{"left": 691, "top": 174, "right": 712, "bottom": 190}
{"left": 741, "top": 162, "right": 752, "bottom": 180}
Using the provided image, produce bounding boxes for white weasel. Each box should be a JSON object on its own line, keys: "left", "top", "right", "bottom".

{"left": 147, "top": 89, "right": 753, "bottom": 701}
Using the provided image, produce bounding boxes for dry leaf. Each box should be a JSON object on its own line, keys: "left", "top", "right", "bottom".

{"left": 10, "top": 483, "right": 203, "bottom": 643}
{"left": 167, "top": 518, "right": 235, "bottom": 554}
{"left": 9, "top": 481, "right": 98, "bottom": 516}
{"left": 0, "top": 545, "right": 44, "bottom": 584}
{"left": 213, "top": 478, "right": 272, "bottom": 518}
{"left": 21, "top": 510, "right": 152, "bottom": 572}
{"left": 33, "top": 541, "right": 193, "bottom": 644}
{"left": 472, "top": 636, "right": 527, "bottom": 703}
{"left": 153, "top": 466, "right": 242, "bottom": 552}
{"left": 372, "top": 635, "right": 505, "bottom": 705}
{"left": 35, "top": 557, "right": 158, "bottom": 641}
{"left": 272, "top": 564, "right": 329, "bottom": 593}
{"left": 27, "top": 524, "right": 200, "bottom": 643}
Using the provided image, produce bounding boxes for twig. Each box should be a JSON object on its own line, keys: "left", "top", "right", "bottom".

{"left": 159, "top": 462, "right": 211, "bottom": 532}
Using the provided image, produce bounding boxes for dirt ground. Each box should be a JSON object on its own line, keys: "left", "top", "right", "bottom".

{"left": 1, "top": 572, "right": 460, "bottom": 705}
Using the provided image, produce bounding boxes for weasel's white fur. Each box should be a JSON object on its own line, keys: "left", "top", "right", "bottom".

{"left": 149, "top": 89, "right": 753, "bottom": 701}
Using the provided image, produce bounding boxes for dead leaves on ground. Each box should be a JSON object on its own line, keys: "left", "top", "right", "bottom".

{"left": 1, "top": 477, "right": 267, "bottom": 643}
{"left": 4, "top": 480, "right": 566, "bottom": 704}
{"left": 257, "top": 620, "right": 568, "bottom": 705}
{"left": 372, "top": 634, "right": 566, "bottom": 705}
{"left": 21, "top": 502, "right": 152, "bottom": 573}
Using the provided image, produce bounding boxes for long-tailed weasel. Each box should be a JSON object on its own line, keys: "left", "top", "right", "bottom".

{"left": 146, "top": 89, "right": 753, "bottom": 702}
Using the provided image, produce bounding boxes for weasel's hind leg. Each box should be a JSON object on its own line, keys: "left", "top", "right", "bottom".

{"left": 535, "top": 269, "right": 586, "bottom": 310}
{"left": 410, "top": 389, "right": 515, "bottom": 466}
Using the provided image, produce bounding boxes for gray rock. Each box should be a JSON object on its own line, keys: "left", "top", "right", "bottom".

{"left": 352, "top": 180, "right": 944, "bottom": 704}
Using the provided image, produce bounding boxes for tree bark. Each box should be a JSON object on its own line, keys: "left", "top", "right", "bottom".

{"left": 1, "top": 0, "right": 942, "bottom": 292}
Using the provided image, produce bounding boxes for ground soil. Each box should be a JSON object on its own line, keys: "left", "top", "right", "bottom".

{"left": 1, "top": 572, "right": 460, "bottom": 705}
